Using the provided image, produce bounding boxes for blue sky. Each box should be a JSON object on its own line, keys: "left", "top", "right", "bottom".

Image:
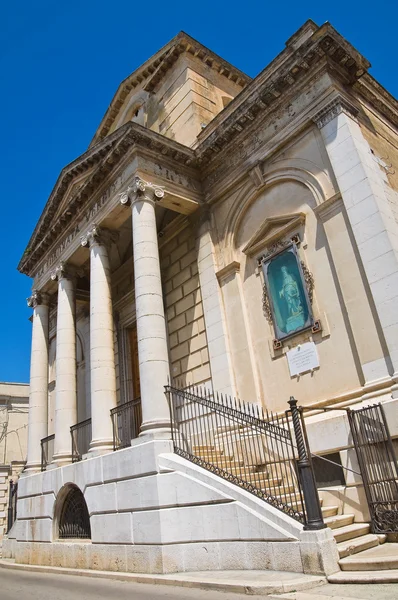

{"left": 1, "top": 1, "right": 397, "bottom": 383}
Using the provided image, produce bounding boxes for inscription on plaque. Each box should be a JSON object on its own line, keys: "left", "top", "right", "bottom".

{"left": 286, "top": 341, "right": 319, "bottom": 377}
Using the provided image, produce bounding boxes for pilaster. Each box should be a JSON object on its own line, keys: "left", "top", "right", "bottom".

{"left": 315, "top": 96, "right": 398, "bottom": 388}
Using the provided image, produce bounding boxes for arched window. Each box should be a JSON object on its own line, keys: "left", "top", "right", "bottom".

{"left": 58, "top": 486, "right": 91, "bottom": 539}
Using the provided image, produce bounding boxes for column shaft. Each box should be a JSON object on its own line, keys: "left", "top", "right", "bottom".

{"left": 53, "top": 276, "right": 77, "bottom": 465}
{"left": 26, "top": 297, "right": 49, "bottom": 472}
{"left": 89, "top": 239, "right": 117, "bottom": 452}
{"left": 132, "top": 198, "right": 171, "bottom": 437}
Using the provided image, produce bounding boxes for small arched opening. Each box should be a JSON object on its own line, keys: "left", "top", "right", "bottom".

{"left": 57, "top": 485, "right": 91, "bottom": 540}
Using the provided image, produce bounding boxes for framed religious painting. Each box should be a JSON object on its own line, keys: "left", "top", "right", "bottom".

{"left": 261, "top": 243, "right": 314, "bottom": 341}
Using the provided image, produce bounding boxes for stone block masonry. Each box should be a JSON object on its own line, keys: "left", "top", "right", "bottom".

{"left": 160, "top": 224, "right": 211, "bottom": 387}
{"left": 4, "top": 440, "right": 339, "bottom": 576}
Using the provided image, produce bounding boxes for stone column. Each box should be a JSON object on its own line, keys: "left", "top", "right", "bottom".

{"left": 81, "top": 225, "right": 117, "bottom": 453}
{"left": 51, "top": 263, "right": 77, "bottom": 465}
{"left": 121, "top": 177, "right": 171, "bottom": 439}
{"left": 25, "top": 291, "right": 49, "bottom": 472}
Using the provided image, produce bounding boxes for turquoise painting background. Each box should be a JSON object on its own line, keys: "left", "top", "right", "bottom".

{"left": 266, "top": 250, "right": 310, "bottom": 336}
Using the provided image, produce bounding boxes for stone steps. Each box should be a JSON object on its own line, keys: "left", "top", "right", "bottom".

{"left": 328, "top": 568, "right": 398, "bottom": 584}
{"left": 338, "top": 542, "right": 398, "bottom": 571}
{"left": 332, "top": 522, "right": 370, "bottom": 544}
{"left": 324, "top": 514, "right": 355, "bottom": 530}
{"left": 321, "top": 505, "right": 338, "bottom": 518}
{"left": 337, "top": 532, "right": 386, "bottom": 559}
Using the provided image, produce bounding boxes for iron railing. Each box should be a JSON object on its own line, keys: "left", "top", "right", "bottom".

{"left": 41, "top": 434, "right": 55, "bottom": 471}
{"left": 71, "top": 418, "right": 92, "bottom": 462}
{"left": 111, "top": 398, "right": 142, "bottom": 450}
{"left": 166, "top": 385, "right": 324, "bottom": 528}
{"left": 6, "top": 479, "right": 18, "bottom": 534}
{"left": 348, "top": 403, "right": 398, "bottom": 533}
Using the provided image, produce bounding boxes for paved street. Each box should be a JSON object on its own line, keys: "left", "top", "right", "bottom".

{"left": 2, "top": 567, "right": 398, "bottom": 599}
{"left": 0, "top": 568, "right": 266, "bottom": 600}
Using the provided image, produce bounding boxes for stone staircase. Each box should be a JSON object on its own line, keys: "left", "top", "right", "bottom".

{"left": 192, "top": 444, "right": 398, "bottom": 582}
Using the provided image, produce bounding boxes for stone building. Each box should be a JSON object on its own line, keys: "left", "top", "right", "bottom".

{"left": 0, "top": 382, "right": 29, "bottom": 543}
{"left": 5, "top": 20, "right": 398, "bottom": 580}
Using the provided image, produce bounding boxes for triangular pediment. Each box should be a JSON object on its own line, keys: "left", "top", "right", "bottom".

{"left": 242, "top": 213, "right": 305, "bottom": 257}
{"left": 90, "top": 32, "right": 250, "bottom": 148}
{"left": 51, "top": 169, "right": 95, "bottom": 225}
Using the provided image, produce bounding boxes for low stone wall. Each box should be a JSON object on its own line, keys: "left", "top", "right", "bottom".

{"left": 11, "top": 439, "right": 339, "bottom": 575}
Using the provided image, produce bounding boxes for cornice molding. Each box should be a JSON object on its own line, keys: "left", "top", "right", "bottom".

{"left": 313, "top": 193, "right": 343, "bottom": 220}
{"left": 18, "top": 122, "right": 197, "bottom": 276}
{"left": 216, "top": 261, "right": 240, "bottom": 283}
{"left": 195, "top": 22, "right": 370, "bottom": 165}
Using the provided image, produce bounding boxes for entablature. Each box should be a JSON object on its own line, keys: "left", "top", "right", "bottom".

{"left": 19, "top": 122, "right": 201, "bottom": 279}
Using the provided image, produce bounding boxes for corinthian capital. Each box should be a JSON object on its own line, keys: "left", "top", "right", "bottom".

{"left": 27, "top": 290, "right": 48, "bottom": 308}
{"left": 81, "top": 224, "right": 118, "bottom": 248}
{"left": 50, "top": 261, "right": 82, "bottom": 282}
{"left": 119, "top": 176, "right": 165, "bottom": 207}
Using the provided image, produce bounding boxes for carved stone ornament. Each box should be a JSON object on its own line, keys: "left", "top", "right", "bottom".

{"left": 27, "top": 289, "right": 48, "bottom": 308}
{"left": 313, "top": 97, "right": 359, "bottom": 129}
{"left": 301, "top": 261, "right": 315, "bottom": 305}
{"left": 50, "top": 261, "right": 83, "bottom": 281}
{"left": 119, "top": 176, "right": 165, "bottom": 206}
{"left": 80, "top": 224, "right": 118, "bottom": 248}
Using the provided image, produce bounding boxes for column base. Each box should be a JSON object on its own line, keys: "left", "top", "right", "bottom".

{"left": 88, "top": 438, "right": 114, "bottom": 457}
{"left": 391, "top": 372, "right": 398, "bottom": 398}
{"left": 139, "top": 420, "right": 172, "bottom": 441}
{"left": 51, "top": 452, "right": 73, "bottom": 467}
{"left": 22, "top": 462, "right": 42, "bottom": 475}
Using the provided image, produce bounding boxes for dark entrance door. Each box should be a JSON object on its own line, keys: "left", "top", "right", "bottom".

{"left": 347, "top": 403, "right": 398, "bottom": 533}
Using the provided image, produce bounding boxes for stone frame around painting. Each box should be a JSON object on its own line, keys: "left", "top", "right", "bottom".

{"left": 260, "top": 241, "right": 314, "bottom": 342}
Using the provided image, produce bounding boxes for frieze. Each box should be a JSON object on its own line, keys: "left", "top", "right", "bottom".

{"left": 139, "top": 157, "right": 200, "bottom": 192}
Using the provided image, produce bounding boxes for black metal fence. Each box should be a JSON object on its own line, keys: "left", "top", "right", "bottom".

{"left": 71, "top": 418, "right": 92, "bottom": 462}
{"left": 6, "top": 480, "right": 18, "bottom": 534}
{"left": 41, "top": 434, "right": 55, "bottom": 471}
{"left": 111, "top": 398, "right": 142, "bottom": 450}
{"left": 166, "top": 385, "right": 323, "bottom": 528}
{"left": 348, "top": 403, "right": 398, "bottom": 533}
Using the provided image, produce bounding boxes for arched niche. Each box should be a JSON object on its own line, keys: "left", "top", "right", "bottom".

{"left": 54, "top": 483, "right": 91, "bottom": 540}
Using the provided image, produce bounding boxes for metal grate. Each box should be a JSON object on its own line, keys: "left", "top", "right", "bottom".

{"left": 111, "top": 398, "right": 142, "bottom": 450}
{"left": 41, "top": 434, "right": 55, "bottom": 471}
{"left": 348, "top": 403, "right": 398, "bottom": 533}
{"left": 6, "top": 480, "right": 18, "bottom": 534}
{"left": 165, "top": 384, "right": 308, "bottom": 524}
{"left": 59, "top": 486, "right": 91, "bottom": 539}
{"left": 71, "top": 419, "right": 92, "bottom": 462}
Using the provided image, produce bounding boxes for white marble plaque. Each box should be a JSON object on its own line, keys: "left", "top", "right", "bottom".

{"left": 286, "top": 341, "right": 319, "bottom": 377}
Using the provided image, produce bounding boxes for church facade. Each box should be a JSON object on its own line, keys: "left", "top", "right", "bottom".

{"left": 5, "top": 20, "right": 398, "bottom": 578}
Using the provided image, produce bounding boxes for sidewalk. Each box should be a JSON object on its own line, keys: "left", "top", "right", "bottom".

{"left": 0, "top": 558, "right": 325, "bottom": 595}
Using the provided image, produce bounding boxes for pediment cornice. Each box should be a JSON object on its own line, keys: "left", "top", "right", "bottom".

{"left": 18, "top": 122, "right": 197, "bottom": 275}
{"left": 242, "top": 213, "right": 306, "bottom": 257}
{"left": 195, "top": 22, "right": 370, "bottom": 165}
